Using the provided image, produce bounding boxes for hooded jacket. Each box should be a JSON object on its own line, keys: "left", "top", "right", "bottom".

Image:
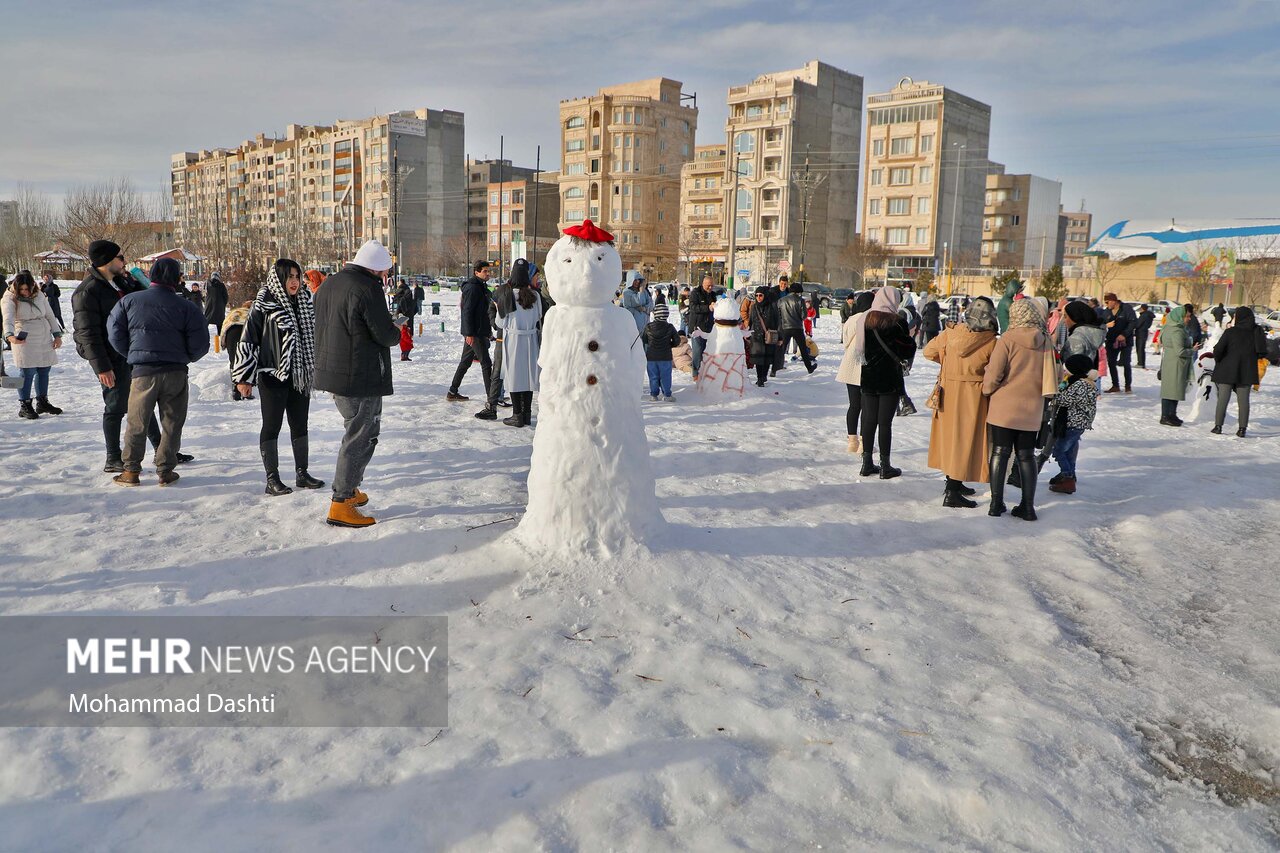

{"left": 1211, "top": 307, "right": 1269, "bottom": 387}
{"left": 1159, "top": 306, "right": 1194, "bottom": 401}
{"left": 313, "top": 264, "right": 402, "bottom": 397}
{"left": 203, "top": 274, "right": 229, "bottom": 328}
{"left": 923, "top": 324, "right": 997, "bottom": 482}
{"left": 996, "top": 279, "right": 1023, "bottom": 334}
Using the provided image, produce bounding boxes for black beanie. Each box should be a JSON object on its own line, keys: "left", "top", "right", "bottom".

{"left": 149, "top": 258, "right": 182, "bottom": 288}
{"left": 89, "top": 240, "right": 122, "bottom": 268}
{"left": 509, "top": 258, "right": 532, "bottom": 289}
{"left": 1065, "top": 353, "right": 1095, "bottom": 378}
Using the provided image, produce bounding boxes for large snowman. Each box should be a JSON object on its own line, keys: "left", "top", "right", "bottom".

{"left": 516, "top": 220, "right": 662, "bottom": 555}
{"left": 694, "top": 296, "right": 749, "bottom": 398}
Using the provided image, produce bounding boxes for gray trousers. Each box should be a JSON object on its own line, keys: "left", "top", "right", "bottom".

{"left": 1214, "top": 383, "right": 1252, "bottom": 430}
{"left": 123, "top": 371, "right": 189, "bottom": 474}
{"left": 332, "top": 394, "right": 382, "bottom": 501}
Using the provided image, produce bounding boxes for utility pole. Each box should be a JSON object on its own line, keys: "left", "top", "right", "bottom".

{"left": 498, "top": 136, "right": 505, "bottom": 272}
{"left": 947, "top": 142, "right": 966, "bottom": 295}
{"left": 791, "top": 144, "right": 825, "bottom": 289}
{"left": 532, "top": 144, "right": 541, "bottom": 267}
{"left": 391, "top": 137, "right": 398, "bottom": 277}
{"left": 725, "top": 151, "right": 741, "bottom": 291}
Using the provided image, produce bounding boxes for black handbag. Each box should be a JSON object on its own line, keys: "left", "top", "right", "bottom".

{"left": 872, "top": 328, "right": 911, "bottom": 376}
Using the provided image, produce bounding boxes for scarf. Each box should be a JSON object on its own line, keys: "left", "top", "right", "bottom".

{"left": 851, "top": 287, "right": 901, "bottom": 365}
{"left": 233, "top": 269, "right": 316, "bottom": 393}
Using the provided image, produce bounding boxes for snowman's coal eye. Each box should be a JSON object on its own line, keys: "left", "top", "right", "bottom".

{"left": 563, "top": 258, "right": 572, "bottom": 263}
{"left": 596, "top": 255, "right": 603, "bottom": 261}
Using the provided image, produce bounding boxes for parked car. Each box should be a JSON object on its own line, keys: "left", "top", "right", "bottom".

{"left": 797, "top": 282, "right": 835, "bottom": 308}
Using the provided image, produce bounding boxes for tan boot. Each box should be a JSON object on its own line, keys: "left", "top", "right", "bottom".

{"left": 113, "top": 471, "right": 141, "bottom": 487}
{"left": 353, "top": 488, "right": 369, "bottom": 507}
{"left": 327, "top": 496, "right": 375, "bottom": 528}
{"left": 847, "top": 435, "right": 861, "bottom": 454}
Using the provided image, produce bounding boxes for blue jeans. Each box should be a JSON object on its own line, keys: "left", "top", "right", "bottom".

{"left": 647, "top": 361, "right": 672, "bottom": 396}
{"left": 19, "top": 366, "right": 50, "bottom": 401}
{"left": 1052, "top": 428, "right": 1084, "bottom": 478}
{"left": 690, "top": 336, "right": 707, "bottom": 376}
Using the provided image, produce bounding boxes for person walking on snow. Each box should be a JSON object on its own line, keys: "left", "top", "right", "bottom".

{"left": 203, "top": 271, "right": 229, "bottom": 338}
{"left": 313, "top": 240, "right": 403, "bottom": 527}
{"left": 1047, "top": 353, "right": 1099, "bottom": 495}
{"left": 393, "top": 279, "right": 417, "bottom": 361}
{"left": 642, "top": 300, "right": 681, "bottom": 401}
{"left": 447, "top": 260, "right": 497, "bottom": 413}
{"left": 232, "top": 259, "right": 325, "bottom": 496}
{"left": 496, "top": 258, "right": 542, "bottom": 427}
{"left": 105, "top": 258, "right": 209, "bottom": 487}
{"left": 1209, "top": 305, "right": 1269, "bottom": 437}
{"left": 621, "top": 274, "right": 652, "bottom": 332}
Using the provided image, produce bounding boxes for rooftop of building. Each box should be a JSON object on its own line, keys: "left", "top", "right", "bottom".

{"left": 1088, "top": 219, "right": 1280, "bottom": 260}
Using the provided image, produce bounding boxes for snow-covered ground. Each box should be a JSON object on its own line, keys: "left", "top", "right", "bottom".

{"left": 0, "top": 300, "right": 1277, "bottom": 851}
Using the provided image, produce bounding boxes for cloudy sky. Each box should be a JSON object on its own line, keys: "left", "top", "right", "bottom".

{"left": 4, "top": 0, "right": 1279, "bottom": 232}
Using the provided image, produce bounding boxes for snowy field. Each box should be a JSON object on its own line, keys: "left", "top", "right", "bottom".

{"left": 0, "top": 300, "right": 1277, "bottom": 851}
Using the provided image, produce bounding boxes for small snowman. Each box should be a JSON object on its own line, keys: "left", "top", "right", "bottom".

{"left": 694, "top": 296, "right": 749, "bottom": 398}
{"left": 516, "top": 220, "right": 662, "bottom": 555}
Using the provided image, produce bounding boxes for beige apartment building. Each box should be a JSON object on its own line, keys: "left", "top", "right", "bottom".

{"left": 980, "top": 173, "right": 1063, "bottom": 271}
{"left": 172, "top": 108, "right": 464, "bottom": 271}
{"left": 1058, "top": 205, "right": 1093, "bottom": 268}
{"left": 466, "top": 158, "right": 539, "bottom": 264}
{"left": 678, "top": 145, "right": 728, "bottom": 281}
{"left": 486, "top": 176, "right": 561, "bottom": 270}
{"left": 558, "top": 78, "right": 698, "bottom": 277}
{"left": 861, "top": 77, "right": 998, "bottom": 286}
{"left": 721, "top": 60, "right": 863, "bottom": 289}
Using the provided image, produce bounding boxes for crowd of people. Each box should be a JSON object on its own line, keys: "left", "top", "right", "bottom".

{"left": 4, "top": 232, "right": 1274, "bottom": 532}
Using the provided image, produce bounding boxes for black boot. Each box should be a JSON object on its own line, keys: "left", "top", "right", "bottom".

{"left": 521, "top": 391, "right": 534, "bottom": 426}
{"left": 1011, "top": 448, "right": 1038, "bottom": 521}
{"left": 503, "top": 393, "right": 525, "bottom": 427}
{"left": 18, "top": 399, "right": 38, "bottom": 420}
{"left": 859, "top": 450, "right": 880, "bottom": 477}
{"left": 943, "top": 477, "right": 977, "bottom": 508}
{"left": 292, "top": 435, "right": 325, "bottom": 488}
{"left": 989, "top": 447, "right": 1011, "bottom": 516}
{"left": 103, "top": 414, "right": 124, "bottom": 471}
{"left": 261, "top": 441, "right": 293, "bottom": 495}
{"left": 35, "top": 396, "right": 62, "bottom": 415}
{"left": 878, "top": 453, "right": 901, "bottom": 480}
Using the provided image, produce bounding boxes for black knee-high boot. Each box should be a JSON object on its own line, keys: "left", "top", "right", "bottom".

{"left": 989, "top": 447, "right": 1011, "bottom": 516}
{"left": 261, "top": 441, "right": 293, "bottom": 495}
{"left": 292, "top": 435, "right": 325, "bottom": 488}
{"left": 522, "top": 391, "right": 534, "bottom": 426}
{"left": 1011, "top": 448, "right": 1039, "bottom": 521}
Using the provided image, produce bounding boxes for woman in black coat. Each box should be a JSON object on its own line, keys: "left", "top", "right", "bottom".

{"left": 746, "top": 286, "right": 779, "bottom": 387}
{"left": 1210, "top": 306, "right": 1269, "bottom": 437}
{"left": 851, "top": 287, "right": 916, "bottom": 479}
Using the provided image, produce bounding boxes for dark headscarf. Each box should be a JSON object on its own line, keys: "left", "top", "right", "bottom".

{"left": 1065, "top": 300, "right": 1097, "bottom": 327}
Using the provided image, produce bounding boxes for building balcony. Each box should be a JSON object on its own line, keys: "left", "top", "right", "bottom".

{"left": 686, "top": 214, "right": 722, "bottom": 224}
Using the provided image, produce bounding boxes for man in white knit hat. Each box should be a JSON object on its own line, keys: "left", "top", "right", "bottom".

{"left": 313, "top": 239, "right": 404, "bottom": 528}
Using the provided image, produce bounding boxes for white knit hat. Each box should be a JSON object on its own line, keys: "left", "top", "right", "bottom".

{"left": 353, "top": 240, "right": 393, "bottom": 272}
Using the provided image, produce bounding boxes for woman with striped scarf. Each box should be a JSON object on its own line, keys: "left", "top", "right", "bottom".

{"left": 232, "top": 259, "right": 324, "bottom": 496}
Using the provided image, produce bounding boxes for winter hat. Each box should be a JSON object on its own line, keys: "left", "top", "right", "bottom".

{"left": 563, "top": 219, "right": 614, "bottom": 243}
{"left": 754, "top": 285, "right": 769, "bottom": 297}
{"left": 1065, "top": 353, "right": 1096, "bottom": 379}
{"left": 965, "top": 296, "right": 998, "bottom": 332}
{"left": 149, "top": 258, "right": 182, "bottom": 288}
{"left": 653, "top": 301, "right": 669, "bottom": 320}
{"left": 1064, "top": 300, "right": 1097, "bottom": 326}
{"left": 353, "top": 239, "right": 393, "bottom": 272}
{"left": 89, "top": 239, "right": 122, "bottom": 268}
{"left": 509, "top": 257, "right": 532, "bottom": 289}
{"left": 788, "top": 282, "right": 802, "bottom": 294}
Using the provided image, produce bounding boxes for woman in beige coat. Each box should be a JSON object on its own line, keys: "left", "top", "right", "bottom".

{"left": 1, "top": 271, "right": 64, "bottom": 419}
{"left": 923, "top": 296, "right": 998, "bottom": 508}
{"left": 983, "top": 298, "right": 1053, "bottom": 521}
{"left": 835, "top": 291, "right": 875, "bottom": 452}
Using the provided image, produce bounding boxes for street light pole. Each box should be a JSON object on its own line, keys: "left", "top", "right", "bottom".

{"left": 947, "top": 142, "right": 966, "bottom": 295}
{"left": 725, "top": 151, "right": 741, "bottom": 291}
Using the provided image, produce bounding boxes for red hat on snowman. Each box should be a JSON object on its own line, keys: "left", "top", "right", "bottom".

{"left": 563, "top": 219, "right": 614, "bottom": 243}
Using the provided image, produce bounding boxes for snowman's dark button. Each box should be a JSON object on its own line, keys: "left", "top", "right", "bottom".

{"left": 586, "top": 375, "right": 599, "bottom": 386}
{"left": 587, "top": 340, "right": 600, "bottom": 352}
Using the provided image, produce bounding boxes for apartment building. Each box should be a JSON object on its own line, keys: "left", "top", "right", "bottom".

{"left": 485, "top": 175, "right": 561, "bottom": 269}
{"left": 172, "top": 108, "right": 464, "bottom": 269}
{"left": 722, "top": 60, "right": 863, "bottom": 288}
{"left": 1058, "top": 205, "right": 1093, "bottom": 268}
{"left": 861, "top": 77, "right": 997, "bottom": 285}
{"left": 980, "top": 174, "right": 1063, "bottom": 270}
{"left": 558, "top": 78, "right": 698, "bottom": 276}
{"left": 678, "top": 145, "right": 728, "bottom": 282}
{"left": 466, "top": 158, "right": 539, "bottom": 262}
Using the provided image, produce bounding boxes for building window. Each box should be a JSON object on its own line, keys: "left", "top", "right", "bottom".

{"left": 915, "top": 227, "right": 929, "bottom": 244}
{"left": 590, "top": 159, "right": 600, "bottom": 173}
{"left": 736, "top": 188, "right": 753, "bottom": 211}
{"left": 886, "top": 227, "right": 909, "bottom": 245}
{"left": 738, "top": 161, "right": 755, "bottom": 179}
{"left": 566, "top": 116, "right": 585, "bottom": 129}
{"left": 1011, "top": 215, "right": 1021, "bottom": 226}
{"left": 694, "top": 179, "right": 702, "bottom": 189}
{"left": 982, "top": 241, "right": 991, "bottom": 256}
{"left": 872, "top": 139, "right": 884, "bottom": 157}
{"left": 887, "top": 197, "right": 910, "bottom": 216}
{"left": 867, "top": 227, "right": 881, "bottom": 242}
{"left": 890, "top": 137, "right": 914, "bottom": 155}
{"left": 917, "top": 197, "right": 931, "bottom": 215}
{"left": 869, "top": 168, "right": 882, "bottom": 186}
{"left": 735, "top": 218, "right": 751, "bottom": 239}
{"left": 566, "top": 139, "right": 585, "bottom": 152}
{"left": 501, "top": 191, "right": 510, "bottom": 204}
{"left": 734, "top": 132, "right": 755, "bottom": 153}
{"left": 920, "top": 135, "right": 934, "bottom": 154}
{"left": 1012, "top": 188, "right": 1022, "bottom": 201}
{"left": 868, "top": 198, "right": 881, "bottom": 216}
{"left": 919, "top": 166, "right": 932, "bottom": 184}
{"left": 707, "top": 178, "right": 717, "bottom": 189}
{"left": 565, "top": 187, "right": 584, "bottom": 199}
{"left": 746, "top": 105, "right": 764, "bottom": 118}
{"left": 889, "top": 167, "right": 912, "bottom": 185}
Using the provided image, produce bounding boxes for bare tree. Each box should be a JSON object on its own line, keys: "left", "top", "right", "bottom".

{"left": 838, "top": 234, "right": 890, "bottom": 287}
{"left": 0, "top": 183, "right": 60, "bottom": 273}
{"left": 59, "top": 177, "right": 149, "bottom": 261}
{"left": 1090, "top": 255, "right": 1121, "bottom": 299}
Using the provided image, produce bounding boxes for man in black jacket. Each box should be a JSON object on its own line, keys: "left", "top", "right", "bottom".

{"left": 447, "top": 260, "right": 498, "bottom": 416}
{"left": 776, "top": 283, "right": 816, "bottom": 374}
{"left": 1102, "top": 292, "right": 1136, "bottom": 392}
{"left": 40, "top": 273, "right": 63, "bottom": 326}
{"left": 314, "top": 240, "right": 403, "bottom": 528}
{"left": 71, "top": 239, "right": 168, "bottom": 472}
{"left": 686, "top": 275, "right": 716, "bottom": 379}
{"left": 1134, "top": 304, "right": 1155, "bottom": 369}
{"left": 204, "top": 272, "right": 229, "bottom": 335}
